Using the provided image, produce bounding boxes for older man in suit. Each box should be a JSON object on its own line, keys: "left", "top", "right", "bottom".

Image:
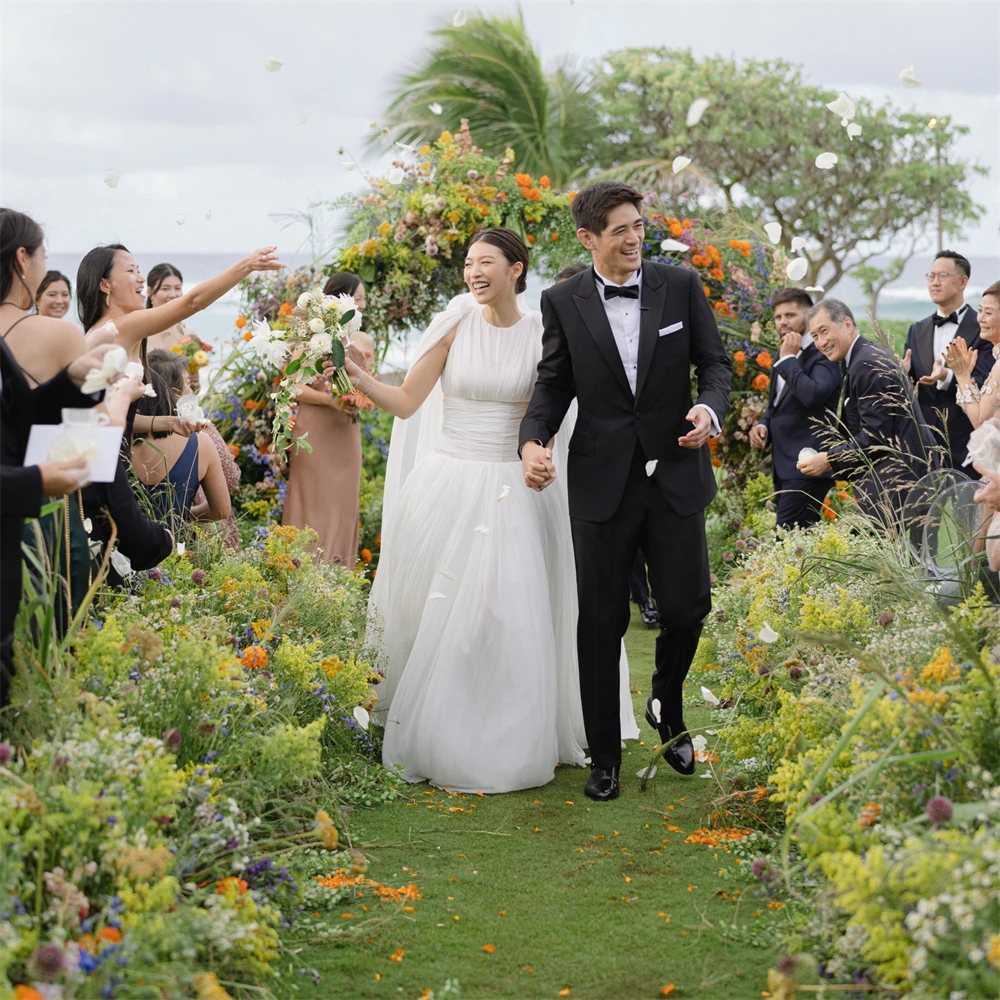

{"left": 797, "top": 299, "right": 934, "bottom": 522}
{"left": 750, "top": 288, "right": 842, "bottom": 528}
{"left": 902, "top": 251, "right": 992, "bottom": 467}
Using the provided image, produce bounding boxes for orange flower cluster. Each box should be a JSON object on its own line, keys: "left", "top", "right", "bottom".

{"left": 227, "top": 443, "right": 240, "bottom": 458}
{"left": 360, "top": 548, "right": 373, "bottom": 564}
{"left": 314, "top": 869, "right": 422, "bottom": 905}
{"left": 539, "top": 175, "right": 551, "bottom": 189}
{"left": 821, "top": 496, "right": 837, "bottom": 520}
{"left": 514, "top": 173, "right": 532, "bottom": 187}
{"left": 751, "top": 374, "right": 770, "bottom": 392}
{"left": 858, "top": 801, "right": 882, "bottom": 827}
{"left": 278, "top": 301, "right": 294, "bottom": 316}
{"left": 216, "top": 877, "right": 249, "bottom": 895}
{"left": 755, "top": 351, "right": 773, "bottom": 370}
{"left": 683, "top": 827, "right": 754, "bottom": 848}
{"left": 241, "top": 645, "right": 268, "bottom": 669}
{"left": 728, "top": 239, "right": 752, "bottom": 258}
{"left": 713, "top": 301, "right": 732, "bottom": 318}
{"left": 235, "top": 316, "right": 247, "bottom": 329}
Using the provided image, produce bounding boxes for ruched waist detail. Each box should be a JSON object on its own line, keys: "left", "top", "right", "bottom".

{"left": 436, "top": 396, "right": 526, "bottom": 462}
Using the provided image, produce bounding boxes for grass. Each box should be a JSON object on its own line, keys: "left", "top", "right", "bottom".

{"left": 285, "top": 610, "right": 783, "bottom": 999}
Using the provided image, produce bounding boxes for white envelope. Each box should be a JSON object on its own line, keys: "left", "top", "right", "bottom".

{"left": 23, "top": 424, "right": 125, "bottom": 484}
{"left": 659, "top": 321, "right": 684, "bottom": 336}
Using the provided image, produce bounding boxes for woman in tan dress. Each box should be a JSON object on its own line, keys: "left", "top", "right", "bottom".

{"left": 282, "top": 272, "right": 374, "bottom": 566}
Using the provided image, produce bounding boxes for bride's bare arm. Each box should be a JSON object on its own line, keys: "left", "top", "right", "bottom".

{"left": 324, "top": 326, "right": 457, "bottom": 419}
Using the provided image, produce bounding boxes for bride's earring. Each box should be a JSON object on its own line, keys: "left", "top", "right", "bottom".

{"left": 105, "top": 290, "right": 112, "bottom": 309}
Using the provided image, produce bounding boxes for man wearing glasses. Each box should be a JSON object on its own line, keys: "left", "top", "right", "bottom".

{"left": 902, "top": 250, "right": 992, "bottom": 468}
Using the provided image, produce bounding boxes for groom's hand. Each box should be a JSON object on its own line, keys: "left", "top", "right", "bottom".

{"left": 678, "top": 406, "right": 712, "bottom": 449}
{"left": 521, "top": 441, "right": 555, "bottom": 492}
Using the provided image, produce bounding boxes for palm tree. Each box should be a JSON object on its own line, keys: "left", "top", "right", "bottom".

{"left": 375, "top": 11, "right": 599, "bottom": 188}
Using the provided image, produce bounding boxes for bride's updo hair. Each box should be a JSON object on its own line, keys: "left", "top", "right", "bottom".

{"left": 468, "top": 228, "right": 529, "bottom": 294}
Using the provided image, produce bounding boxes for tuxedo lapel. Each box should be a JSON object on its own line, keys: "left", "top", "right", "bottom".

{"left": 915, "top": 317, "right": 934, "bottom": 376}
{"left": 635, "top": 266, "right": 666, "bottom": 402}
{"left": 573, "top": 270, "right": 633, "bottom": 398}
{"left": 957, "top": 306, "right": 981, "bottom": 344}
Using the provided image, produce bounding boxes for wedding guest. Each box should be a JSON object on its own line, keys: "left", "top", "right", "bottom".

{"left": 797, "top": 299, "right": 932, "bottom": 521}
{"left": 750, "top": 288, "right": 842, "bottom": 528}
{"left": 144, "top": 263, "right": 212, "bottom": 391}
{"left": 942, "top": 282, "right": 1000, "bottom": 430}
{"left": 36, "top": 270, "right": 72, "bottom": 319}
{"left": 132, "top": 351, "right": 232, "bottom": 528}
{"left": 554, "top": 262, "right": 588, "bottom": 282}
{"left": 973, "top": 447, "right": 1000, "bottom": 572}
{"left": 282, "top": 271, "right": 375, "bottom": 566}
{"left": 902, "top": 251, "right": 991, "bottom": 467}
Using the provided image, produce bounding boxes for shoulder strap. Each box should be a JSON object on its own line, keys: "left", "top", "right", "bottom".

{"left": 1, "top": 315, "right": 43, "bottom": 385}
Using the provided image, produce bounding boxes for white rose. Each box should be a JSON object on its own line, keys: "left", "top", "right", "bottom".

{"left": 266, "top": 340, "right": 289, "bottom": 367}
{"left": 308, "top": 317, "right": 326, "bottom": 334}
{"left": 309, "top": 332, "right": 332, "bottom": 354}
{"left": 335, "top": 293, "right": 356, "bottom": 316}
{"left": 297, "top": 292, "right": 311, "bottom": 308}
{"left": 324, "top": 296, "right": 340, "bottom": 312}
{"left": 346, "top": 309, "right": 363, "bottom": 332}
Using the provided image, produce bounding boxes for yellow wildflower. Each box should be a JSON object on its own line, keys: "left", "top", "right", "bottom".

{"left": 439, "top": 130, "right": 453, "bottom": 144}
{"left": 169, "top": 344, "right": 184, "bottom": 355}
{"left": 377, "top": 222, "right": 392, "bottom": 237}
{"left": 419, "top": 145, "right": 431, "bottom": 156}
{"left": 920, "top": 647, "right": 959, "bottom": 684}
{"left": 315, "top": 809, "right": 340, "bottom": 850}
{"left": 192, "top": 972, "right": 234, "bottom": 1000}
{"left": 987, "top": 932, "right": 1000, "bottom": 971}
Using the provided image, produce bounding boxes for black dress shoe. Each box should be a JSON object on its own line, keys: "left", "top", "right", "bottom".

{"left": 639, "top": 601, "right": 660, "bottom": 628}
{"left": 644, "top": 696, "right": 696, "bottom": 776}
{"left": 584, "top": 766, "right": 620, "bottom": 801}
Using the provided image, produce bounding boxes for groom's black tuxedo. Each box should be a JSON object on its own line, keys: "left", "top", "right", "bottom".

{"left": 520, "top": 261, "right": 733, "bottom": 772}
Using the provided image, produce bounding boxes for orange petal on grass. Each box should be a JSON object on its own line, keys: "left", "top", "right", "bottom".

{"left": 558, "top": 991, "right": 571, "bottom": 998}
{"left": 687, "top": 884, "right": 694, "bottom": 892}
{"left": 564, "top": 801, "right": 574, "bottom": 806}
{"left": 662, "top": 987, "right": 676, "bottom": 997}
{"left": 483, "top": 943, "right": 495, "bottom": 953}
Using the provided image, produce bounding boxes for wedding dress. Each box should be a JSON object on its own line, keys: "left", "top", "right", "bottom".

{"left": 370, "top": 296, "right": 639, "bottom": 793}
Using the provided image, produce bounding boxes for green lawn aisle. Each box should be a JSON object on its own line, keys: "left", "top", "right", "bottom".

{"left": 292, "top": 610, "right": 777, "bottom": 999}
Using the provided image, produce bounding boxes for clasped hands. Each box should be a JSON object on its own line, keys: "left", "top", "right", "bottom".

{"left": 901, "top": 338, "right": 976, "bottom": 384}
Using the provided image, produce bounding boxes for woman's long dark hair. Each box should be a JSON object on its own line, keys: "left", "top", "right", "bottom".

{"left": 0, "top": 208, "right": 45, "bottom": 307}
{"left": 468, "top": 228, "right": 529, "bottom": 293}
{"left": 146, "top": 262, "right": 183, "bottom": 308}
{"left": 322, "top": 271, "right": 362, "bottom": 298}
{"left": 137, "top": 349, "right": 189, "bottom": 439}
{"left": 77, "top": 244, "right": 129, "bottom": 331}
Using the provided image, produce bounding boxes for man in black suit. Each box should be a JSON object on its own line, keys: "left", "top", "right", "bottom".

{"left": 519, "top": 181, "right": 732, "bottom": 801}
{"left": 749, "top": 288, "right": 842, "bottom": 528}
{"left": 902, "top": 250, "right": 991, "bottom": 468}
{"left": 796, "top": 299, "right": 933, "bottom": 522}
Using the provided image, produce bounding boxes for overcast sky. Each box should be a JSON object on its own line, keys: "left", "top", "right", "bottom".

{"left": 3, "top": 0, "right": 998, "bottom": 258}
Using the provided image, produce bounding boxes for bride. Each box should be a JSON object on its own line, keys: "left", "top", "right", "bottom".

{"left": 332, "top": 228, "right": 638, "bottom": 793}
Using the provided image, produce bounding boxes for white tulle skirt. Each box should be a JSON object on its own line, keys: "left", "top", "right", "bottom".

{"left": 370, "top": 450, "right": 639, "bottom": 794}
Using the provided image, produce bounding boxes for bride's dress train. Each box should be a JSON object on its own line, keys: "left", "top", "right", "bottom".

{"left": 370, "top": 301, "right": 638, "bottom": 794}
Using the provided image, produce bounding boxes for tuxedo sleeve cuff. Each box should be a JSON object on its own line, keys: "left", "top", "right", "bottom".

{"left": 936, "top": 369, "right": 955, "bottom": 391}
{"left": 692, "top": 404, "right": 721, "bottom": 436}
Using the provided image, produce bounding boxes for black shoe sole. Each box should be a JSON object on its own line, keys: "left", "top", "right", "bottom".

{"left": 584, "top": 784, "right": 620, "bottom": 802}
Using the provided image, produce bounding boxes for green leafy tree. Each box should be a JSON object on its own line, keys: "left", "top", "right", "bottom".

{"left": 375, "top": 12, "right": 600, "bottom": 187}
{"left": 588, "top": 49, "right": 986, "bottom": 293}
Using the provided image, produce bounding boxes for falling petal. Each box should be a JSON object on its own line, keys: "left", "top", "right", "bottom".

{"left": 898, "top": 65, "right": 923, "bottom": 88}
{"left": 699, "top": 772, "right": 714, "bottom": 779}
{"left": 659, "top": 239, "right": 690, "bottom": 252}
{"left": 204, "top": 209, "right": 212, "bottom": 221}
{"left": 805, "top": 285, "right": 825, "bottom": 294}
{"left": 645, "top": 459, "right": 658, "bottom": 476}
{"left": 474, "top": 524, "right": 491, "bottom": 535}
{"left": 685, "top": 97, "right": 710, "bottom": 128}
{"left": 763, "top": 222, "right": 782, "bottom": 244}
{"left": 387, "top": 166, "right": 405, "bottom": 185}
{"left": 439, "top": 569, "right": 457, "bottom": 581}
{"left": 175, "top": 214, "right": 186, "bottom": 226}
{"left": 637, "top": 765, "right": 658, "bottom": 779}
{"left": 651, "top": 698, "right": 662, "bottom": 723}
{"left": 701, "top": 686, "right": 721, "bottom": 707}
{"left": 691, "top": 735, "right": 708, "bottom": 751}
{"left": 295, "top": 111, "right": 309, "bottom": 125}
{"left": 791, "top": 236, "right": 806, "bottom": 253}
{"left": 103, "top": 169, "right": 121, "bottom": 189}
{"left": 759, "top": 622, "right": 780, "bottom": 644}
{"left": 428, "top": 102, "right": 443, "bottom": 115}
{"left": 452, "top": 9, "right": 468, "bottom": 26}
{"left": 672, "top": 156, "right": 691, "bottom": 175}
{"left": 428, "top": 592, "right": 447, "bottom": 601}
{"left": 825, "top": 93, "right": 855, "bottom": 122}
{"left": 263, "top": 57, "right": 283, "bottom": 72}
{"left": 846, "top": 123, "right": 862, "bottom": 140}
{"left": 396, "top": 141, "right": 416, "bottom": 153}
{"left": 176, "top": 542, "right": 186, "bottom": 556}
{"left": 786, "top": 258, "right": 809, "bottom": 281}
{"left": 353, "top": 706, "right": 370, "bottom": 730}
{"left": 705, "top": 729, "right": 718, "bottom": 735}
{"left": 815, "top": 152, "right": 838, "bottom": 170}
{"left": 341, "top": 161, "right": 357, "bottom": 171}
{"left": 497, "top": 485, "right": 511, "bottom": 502}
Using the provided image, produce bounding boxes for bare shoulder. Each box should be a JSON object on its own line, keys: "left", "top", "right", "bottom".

{"left": 5, "top": 315, "right": 84, "bottom": 351}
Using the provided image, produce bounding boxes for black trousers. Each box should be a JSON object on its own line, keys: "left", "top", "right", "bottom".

{"left": 571, "top": 444, "right": 711, "bottom": 770}
{"left": 773, "top": 474, "right": 832, "bottom": 529}
{"left": 629, "top": 549, "right": 651, "bottom": 606}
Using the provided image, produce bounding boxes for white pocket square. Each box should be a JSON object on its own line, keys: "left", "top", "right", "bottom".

{"left": 659, "top": 322, "right": 683, "bottom": 337}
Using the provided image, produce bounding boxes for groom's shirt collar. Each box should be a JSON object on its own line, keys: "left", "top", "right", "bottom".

{"left": 593, "top": 265, "right": 641, "bottom": 290}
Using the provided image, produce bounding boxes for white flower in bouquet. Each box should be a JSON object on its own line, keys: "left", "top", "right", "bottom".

{"left": 324, "top": 296, "right": 340, "bottom": 312}
{"left": 308, "top": 317, "right": 326, "bottom": 334}
{"left": 297, "top": 292, "right": 311, "bottom": 309}
{"left": 309, "top": 332, "right": 332, "bottom": 354}
{"left": 249, "top": 318, "right": 288, "bottom": 367}
{"left": 176, "top": 394, "right": 207, "bottom": 426}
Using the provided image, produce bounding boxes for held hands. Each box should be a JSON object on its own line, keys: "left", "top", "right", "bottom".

{"left": 944, "top": 338, "right": 975, "bottom": 378}
{"left": 749, "top": 423, "right": 768, "bottom": 450}
{"left": 243, "top": 246, "right": 283, "bottom": 274}
{"left": 521, "top": 441, "right": 556, "bottom": 492}
{"left": 678, "top": 406, "right": 712, "bottom": 449}
{"left": 40, "top": 457, "right": 90, "bottom": 494}
{"left": 797, "top": 451, "right": 832, "bottom": 477}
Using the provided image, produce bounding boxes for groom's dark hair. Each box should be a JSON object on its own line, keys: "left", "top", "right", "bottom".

{"left": 571, "top": 181, "right": 644, "bottom": 235}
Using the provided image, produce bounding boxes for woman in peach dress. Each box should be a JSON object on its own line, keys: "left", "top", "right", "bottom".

{"left": 282, "top": 272, "right": 374, "bottom": 566}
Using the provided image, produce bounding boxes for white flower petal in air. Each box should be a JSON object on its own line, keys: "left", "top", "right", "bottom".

{"left": 497, "top": 485, "right": 511, "bottom": 502}
{"left": 396, "top": 141, "right": 416, "bottom": 153}
{"left": 815, "top": 152, "right": 838, "bottom": 170}
{"left": 103, "top": 169, "right": 121, "bottom": 189}
{"left": 691, "top": 734, "right": 708, "bottom": 752}
{"left": 659, "top": 239, "right": 690, "bottom": 252}
{"left": 791, "top": 237, "right": 806, "bottom": 253}
{"left": 701, "top": 686, "right": 721, "bottom": 707}
{"left": 651, "top": 697, "right": 662, "bottom": 723}
{"left": 805, "top": 286, "right": 824, "bottom": 294}
{"left": 452, "top": 9, "right": 468, "bottom": 26}
{"left": 263, "top": 57, "right": 283, "bottom": 72}
{"left": 846, "top": 123, "right": 862, "bottom": 140}
{"left": 763, "top": 222, "right": 782, "bottom": 244}
{"left": 700, "top": 772, "right": 714, "bottom": 779}
{"left": 685, "top": 97, "right": 710, "bottom": 128}
{"left": 825, "top": 93, "right": 855, "bottom": 123}
{"left": 176, "top": 542, "right": 186, "bottom": 556}
{"left": 204, "top": 209, "right": 212, "bottom": 221}
{"left": 428, "top": 103, "right": 443, "bottom": 115}
{"left": 341, "top": 161, "right": 357, "bottom": 171}
{"left": 387, "top": 166, "right": 405, "bottom": 185}
{"left": 438, "top": 569, "right": 457, "bottom": 581}
{"left": 110, "top": 549, "right": 134, "bottom": 578}
{"left": 645, "top": 459, "right": 658, "bottom": 476}
{"left": 295, "top": 111, "right": 308, "bottom": 125}
{"left": 428, "top": 592, "right": 447, "bottom": 601}
{"left": 898, "top": 65, "right": 923, "bottom": 88}
{"left": 353, "top": 706, "right": 370, "bottom": 730}
{"left": 637, "top": 765, "right": 658, "bottom": 780}
{"left": 474, "top": 524, "right": 491, "bottom": 535}
{"left": 786, "top": 257, "right": 809, "bottom": 281}
{"left": 759, "top": 622, "right": 780, "bottom": 644}
{"left": 672, "top": 156, "right": 692, "bottom": 175}
{"left": 175, "top": 215, "right": 186, "bottom": 226}
{"left": 81, "top": 345, "right": 128, "bottom": 394}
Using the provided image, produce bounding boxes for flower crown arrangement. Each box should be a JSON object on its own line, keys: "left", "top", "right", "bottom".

{"left": 245, "top": 285, "right": 364, "bottom": 455}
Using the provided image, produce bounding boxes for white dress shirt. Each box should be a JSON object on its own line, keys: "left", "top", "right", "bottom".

{"left": 593, "top": 266, "right": 720, "bottom": 434}
{"left": 931, "top": 304, "right": 968, "bottom": 390}
{"left": 771, "top": 332, "right": 814, "bottom": 402}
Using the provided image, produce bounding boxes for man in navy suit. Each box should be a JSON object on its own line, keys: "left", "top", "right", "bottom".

{"left": 902, "top": 251, "right": 991, "bottom": 468}
{"left": 750, "top": 288, "right": 842, "bottom": 528}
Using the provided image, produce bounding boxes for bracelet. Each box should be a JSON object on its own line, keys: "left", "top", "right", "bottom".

{"left": 354, "top": 371, "right": 376, "bottom": 396}
{"left": 152, "top": 416, "right": 157, "bottom": 432}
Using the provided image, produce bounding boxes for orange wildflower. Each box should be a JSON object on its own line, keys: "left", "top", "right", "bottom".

{"left": 242, "top": 330, "right": 253, "bottom": 342}
{"left": 821, "top": 497, "right": 836, "bottom": 520}
{"left": 241, "top": 645, "right": 269, "bottom": 669}
{"left": 669, "top": 222, "right": 684, "bottom": 238}
{"left": 568, "top": 191, "right": 577, "bottom": 201}
{"left": 244, "top": 398, "right": 257, "bottom": 410}
{"left": 235, "top": 316, "right": 247, "bottom": 329}
{"left": 837, "top": 489, "right": 850, "bottom": 501}
{"left": 389, "top": 948, "right": 405, "bottom": 963}
{"left": 858, "top": 801, "right": 882, "bottom": 827}
{"left": 756, "top": 350, "right": 773, "bottom": 369}
{"left": 707, "top": 436, "right": 718, "bottom": 454}
{"left": 526, "top": 234, "right": 536, "bottom": 245}
{"left": 551, "top": 232, "right": 559, "bottom": 241}
{"left": 733, "top": 351, "right": 746, "bottom": 363}
{"left": 681, "top": 219, "right": 691, "bottom": 229}
{"left": 514, "top": 173, "right": 533, "bottom": 188}
{"left": 279, "top": 301, "right": 293, "bottom": 316}
{"left": 752, "top": 374, "right": 770, "bottom": 391}
{"left": 711, "top": 457, "right": 722, "bottom": 468}
{"left": 703, "top": 284, "right": 712, "bottom": 297}
{"left": 14, "top": 988, "right": 44, "bottom": 1000}
{"left": 227, "top": 443, "right": 240, "bottom": 458}
{"left": 558, "top": 991, "right": 571, "bottom": 998}
{"left": 360, "top": 548, "right": 373, "bottom": 564}
{"left": 215, "top": 877, "right": 248, "bottom": 895}
{"left": 710, "top": 267, "right": 725, "bottom": 281}
{"left": 539, "top": 175, "right": 551, "bottom": 188}
{"left": 98, "top": 926, "right": 123, "bottom": 944}
{"left": 525, "top": 188, "right": 542, "bottom": 202}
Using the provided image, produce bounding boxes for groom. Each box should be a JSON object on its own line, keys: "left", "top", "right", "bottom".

{"left": 519, "top": 182, "right": 733, "bottom": 801}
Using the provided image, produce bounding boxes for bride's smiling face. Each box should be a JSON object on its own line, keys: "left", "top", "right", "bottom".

{"left": 464, "top": 241, "right": 521, "bottom": 305}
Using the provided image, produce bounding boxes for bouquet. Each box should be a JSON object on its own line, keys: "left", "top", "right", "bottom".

{"left": 169, "top": 332, "right": 213, "bottom": 376}
{"left": 245, "top": 284, "right": 364, "bottom": 454}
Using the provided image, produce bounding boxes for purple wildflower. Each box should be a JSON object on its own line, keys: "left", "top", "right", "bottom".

{"left": 170, "top": 597, "right": 182, "bottom": 608}
{"left": 722, "top": 551, "right": 734, "bottom": 563}
{"left": 191, "top": 569, "right": 206, "bottom": 585}
{"left": 162, "top": 729, "right": 182, "bottom": 751}
{"left": 147, "top": 568, "right": 163, "bottom": 582}
{"left": 0, "top": 742, "right": 11, "bottom": 765}
{"left": 877, "top": 610, "right": 894, "bottom": 628}
{"left": 30, "top": 941, "right": 67, "bottom": 980}
{"left": 925, "top": 796, "right": 953, "bottom": 825}
{"left": 788, "top": 665, "right": 803, "bottom": 681}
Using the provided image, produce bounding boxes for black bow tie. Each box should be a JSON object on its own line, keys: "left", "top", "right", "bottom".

{"left": 933, "top": 311, "right": 960, "bottom": 327}
{"left": 603, "top": 284, "right": 639, "bottom": 300}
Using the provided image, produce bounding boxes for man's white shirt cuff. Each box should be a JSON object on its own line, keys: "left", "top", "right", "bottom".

{"left": 693, "top": 403, "right": 721, "bottom": 435}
